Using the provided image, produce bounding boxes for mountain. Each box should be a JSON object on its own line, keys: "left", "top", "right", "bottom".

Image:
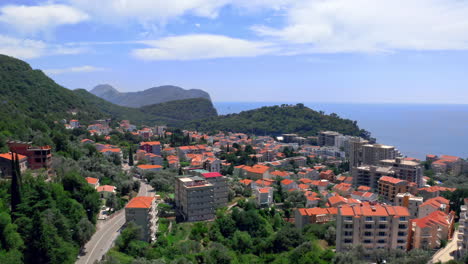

{"left": 89, "top": 84, "right": 212, "bottom": 107}
{"left": 0, "top": 54, "right": 218, "bottom": 146}
{"left": 182, "top": 103, "right": 371, "bottom": 138}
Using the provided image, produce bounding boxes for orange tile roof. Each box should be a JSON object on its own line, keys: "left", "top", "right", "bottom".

{"left": 0, "top": 152, "right": 27, "bottom": 161}
{"left": 140, "top": 141, "right": 161, "bottom": 146}
{"left": 412, "top": 211, "right": 451, "bottom": 228}
{"left": 420, "top": 196, "right": 449, "bottom": 209}
{"left": 137, "top": 164, "right": 163, "bottom": 170}
{"left": 271, "top": 170, "right": 291, "bottom": 177}
{"left": 85, "top": 177, "right": 99, "bottom": 184}
{"left": 100, "top": 148, "right": 121, "bottom": 153}
{"left": 126, "top": 196, "right": 154, "bottom": 209}
{"left": 298, "top": 207, "right": 337, "bottom": 216}
{"left": 339, "top": 204, "right": 409, "bottom": 217}
{"left": 239, "top": 179, "right": 253, "bottom": 185}
{"left": 379, "top": 176, "right": 406, "bottom": 185}
{"left": 418, "top": 186, "right": 456, "bottom": 193}
{"left": 97, "top": 185, "right": 116, "bottom": 192}
{"left": 258, "top": 188, "right": 271, "bottom": 194}
{"left": 281, "top": 179, "right": 294, "bottom": 185}
{"left": 244, "top": 164, "right": 270, "bottom": 174}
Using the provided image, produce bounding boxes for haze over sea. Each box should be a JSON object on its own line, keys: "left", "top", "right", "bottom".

{"left": 214, "top": 102, "right": 468, "bottom": 160}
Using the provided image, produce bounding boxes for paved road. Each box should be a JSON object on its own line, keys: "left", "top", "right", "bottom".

{"left": 76, "top": 179, "right": 153, "bottom": 264}
{"left": 431, "top": 229, "right": 459, "bottom": 263}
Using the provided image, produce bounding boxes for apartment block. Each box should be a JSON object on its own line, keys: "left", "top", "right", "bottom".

{"left": 378, "top": 176, "right": 409, "bottom": 204}
{"left": 362, "top": 144, "right": 397, "bottom": 166}
{"left": 349, "top": 138, "right": 370, "bottom": 167}
{"left": 409, "top": 210, "right": 454, "bottom": 250}
{"left": 352, "top": 165, "right": 394, "bottom": 190}
{"left": 201, "top": 172, "right": 228, "bottom": 208}
{"left": 175, "top": 176, "right": 215, "bottom": 222}
{"left": 380, "top": 158, "right": 423, "bottom": 187}
{"left": 139, "top": 141, "right": 162, "bottom": 156}
{"left": 395, "top": 193, "right": 423, "bottom": 219}
{"left": 457, "top": 205, "right": 468, "bottom": 258}
{"left": 255, "top": 187, "right": 274, "bottom": 207}
{"left": 125, "top": 196, "right": 157, "bottom": 242}
{"left": 318, "top": 131, "right": 341, "bottom": 147}
{"left": 336, "top": 204, "right": 410, "bottom": 252}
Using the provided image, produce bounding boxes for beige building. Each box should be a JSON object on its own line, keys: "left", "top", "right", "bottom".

{"left": 362, "top": 144, "right": 397, "bottom": 166}
{"left": 295, "top": 207, "right": 338, "bottom": 229}
{"left": 409, "top": 210, "right": 454, "bottom": 250}
{"left": 349, "top": 138, "right": 370, "bottom": 167}
{"left": 175, "top": 176, "right": 215, "bottom": 222}
{"left": 378, "top": 176, "right": 409, "bottom": 204}
{"left": 395, "top": 193, "right": 423, "bottom": 219}
{"left": 457, "top": 205, "right": 468, "bottom": 258}
{"left": 201, "top": 172, "right": 228, "bottom": 208}
{"left": 380, "top": 158, "right": 423, "bottom": 187}
{"left": 125, "top": 196, "right": 157, "bottom": 242}
{"left": 352, "top": 165, "right": 394, "bottom": 190}
{"left": 318, "top": 131, "right": 341, "bottom": 147}
{"left": 336, "top": 204, "right": 410, "bottom": 252}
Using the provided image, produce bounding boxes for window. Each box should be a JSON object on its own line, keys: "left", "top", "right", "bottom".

{"left": 364, "top": 232, "right": 372, "bottom": 236}
{"left": 399, "top": 217, "right": 406, "bottom": 221}
{"left": 345, "top": 224, "right": 353, "bottom": 229}
{"left": 344, "top": 239, "right": 352, "bottom": 244}
{"left": 378, "top": 232, "right": 386, "bottom": 236}
{"left": 363, "top": 240, "right": 372, "bottom": 244}
{"left": 345, "top": 216, "right": 352, "bottom": 221}
{"left": 397, "top": 240, "right": 406, "bottom": 244}
{"left": 344, "top": 231, "right": 353, "bottom": 236}
{"left": 399, "top": 224, "right": 407, "bottom": 229}
{"left": 378, "top": 224, "right": 387, "bottom": 229}
{"left": 377, "top": 239, "right": 385, "bottom": 244}
{"left": 365, "top": 224, "right": 373, "bottom": 229}
{"left": 365, "top": 217, "right": 373, "bottom": 221}
{"left": 380, "top": 216, "right": 387, "bottom": 221}
{"left": 398, "top": 232, "right": 406, "bottom": 236}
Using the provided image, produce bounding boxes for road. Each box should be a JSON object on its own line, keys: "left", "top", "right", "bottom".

{"left": 76, "top": 179, "right": 153, "bottom": 264}
{"left": 430, "top": 229, "right": 459, "bottom": 263}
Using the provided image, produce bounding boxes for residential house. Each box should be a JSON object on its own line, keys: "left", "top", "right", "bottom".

{"left": 409, "top": 210, "right": 455, "bottom": 250}
{"left": 295, "top": 207, "right": 338, "bottom": 228}
{"left": 125, "top": 196, "right": 157, "bottom": 242}
{"left": 85, "top": 177, "right": 99, "bottom": 189}
{"left": 97, "top": 185, "right": 117, "bottom": 198}
{"left": 418, "top": 196, "right": 450, "bottom": 218}
{"left": 0, "top": 153, "right": 28, "bottom": 178}
{"left": 7, "top": 141, "right": 52, "bottom": 172}
{"left": 255, "top": 187, "right": 274, "bottom": 207}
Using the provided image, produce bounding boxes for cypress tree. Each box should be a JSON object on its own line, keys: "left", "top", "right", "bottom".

{"left": 128, "top": 147, "right": 134, "bottom": 166}
{"left": 10, "top": 153, "right": 21, "bottom": 215}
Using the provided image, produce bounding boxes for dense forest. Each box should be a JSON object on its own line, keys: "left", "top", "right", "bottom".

{"left": 183, "top": 104, "right": 371, "bottom": 138}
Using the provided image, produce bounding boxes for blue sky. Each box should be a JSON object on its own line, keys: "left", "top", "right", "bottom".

{"left": 1, "top": 0, "right": 468, "bottom": 103}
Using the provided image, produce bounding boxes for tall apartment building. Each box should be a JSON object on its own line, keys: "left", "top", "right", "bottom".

{"left": 349, "top": 138, "right": 370, "bottom": 167}
{"left": 336, "top": 204, "right": 410, "bottom": 252}
{"left": 378, "top": 176, "right": 409, "bottom": 204}
{"left": 7, "top": 141, "right": 52, "bottom": 171}
{"left": 139, "top": 141, "right": 162, "bottom": 155}
{"left": 380, "top": 158, "right": 423, "bottom": 187}
{"left": 457, "top": 205, "right": 468, "bottom": 259}
{"left": 395, "top": 193, "right": 423, "bottom": 219}
{"left": 362, "top": 144, "right": 397, "bottom": 166}
{"left": 175, "top": 176, "right": 215, "bottom": 222}
{"left": 318, "top": 131, "right": 341, "bottom": 147}
{"left": 352, "top": 165, "right": 394, "bottom": 190}
{"left": 125, "top": 196, "right": 157, "bottom": 242}
{"left": 201, "top": 172, "right": 228, "bottom": 208}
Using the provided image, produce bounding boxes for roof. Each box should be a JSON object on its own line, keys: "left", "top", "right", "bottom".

{"left": 244, "top": 164, "right": 270, "bottom": 174}
{"left": 418, "top": 186, "right": 456, "bottom": 193}
{"left": 0, "top": 152, "right": 27, "bottom": 161}
{"left": 126, "top": 196, "right": 154, "bottom": 209}
{"left": 97, "top": 185, "right": 116, "bottom": 192}
{"left": 239, "top": 179, "right": 253, "bottom": 185}
{"left": 258, "top": 188, "right": 271, "bottom": 194}
{"left": 420, "top": 196, "right": 449, "bottom": 209}
{"left": 202, "top": 172, "right": 223, "bottom": 178}
{"left": 137, "top": 164, "right": 163, "bottom": 170}
{"left": 339, "top": 203, "right": 409, "bottom": 217}
{"left": 140, "top": 141, "right": 161, "bottom": 146}
{"left": 379, "top": 176, "right": 406, "bottom": 185}
{"left": 297, "top": 207, "right": 337, "bottom": 216}
{"left": 85, "top": 177, "right": 99, "bottom": 184}
{"left": 100, "top": 148, "right": 121, "bottom": 153}
{"left": 271, "top": 170, "right": 291, "bottom": 177}
{"left": 328, "top": 195, "right": 347, "bottom": 207}
{"left": 412, "top": 210, "right": 451, "bottom": 228}
{"left": 357, "top": 185, "right": 372, "bottom": 192}
{"left": 281, "top": 179, "right": 294, "bottom": 185}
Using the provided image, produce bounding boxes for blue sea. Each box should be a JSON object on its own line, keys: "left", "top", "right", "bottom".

{"left": 213, "top": 102, "right": 468, "bottom": 160}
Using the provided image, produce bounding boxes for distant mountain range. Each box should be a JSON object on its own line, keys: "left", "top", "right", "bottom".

{"left": 89, "top": 84, "right": 211, "bottom": 108}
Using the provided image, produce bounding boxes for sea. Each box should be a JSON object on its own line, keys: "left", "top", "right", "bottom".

{"left": 213, "top": 102, "right": 468, "bottom": 160}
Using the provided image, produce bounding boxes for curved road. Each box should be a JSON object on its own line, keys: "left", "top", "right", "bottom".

{"left": 76, "top": 179, "right": 153, "bottom": 264}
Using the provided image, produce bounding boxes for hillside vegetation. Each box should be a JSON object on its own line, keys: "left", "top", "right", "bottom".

{"left": 183, "top": 104, "right": 371, "bottom": 138}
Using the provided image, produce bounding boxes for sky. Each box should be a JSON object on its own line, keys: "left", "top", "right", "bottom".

{"left": 1, "top": 0, "right": 468, "bottom": 103}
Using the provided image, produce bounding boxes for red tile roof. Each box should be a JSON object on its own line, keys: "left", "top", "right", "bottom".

{"left": 339, "top": 204, "right": 409, "bottom": 217}
{"left": 97, "top": 185, "right": 116, "bottom": 192}
{"left": 0, "top": 152, "right": 27, "bottom": 161}
{"left": 126, "top": 196, "right": 154, "bottom": 209}
{"left": 140, "top": 141, "right": 161, "bottom": 146}
{"left": 85, "top": 177, "right": 99, "bottom": 184}
{"left": 137, "top": 164, "right": 163, "bottom": 170}
{"left": 379, "top": 176, "right": 406, "bottom": 185}
{"left": 202, "top": 172, "right": 223, "bottom": 178}
{"left": 239, "top": 179, "right": 253, "bottom": 185}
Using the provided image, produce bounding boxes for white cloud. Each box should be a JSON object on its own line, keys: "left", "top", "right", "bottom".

{"left": 0, "top": 35, "right": 88, "bottom": 59}
{"left": 0, "top": 4, "right": 88, "bottom": 35}
{"left": 43, "top": 65, "right": 107, "bottom": 75}
{"left": 131, "top": 34, "right": 276, "bottom": 60}
{"left": 252, "top": 0, "right": 468, "bottom": 53}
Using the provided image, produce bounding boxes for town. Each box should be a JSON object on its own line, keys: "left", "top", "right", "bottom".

{"left": 2, "top": 117, "right": 466, "bottom": 264}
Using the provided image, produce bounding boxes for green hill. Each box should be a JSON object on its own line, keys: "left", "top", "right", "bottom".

{"left": 183, "top": 103, "right": 371, "bottom": 138}
{"left": 0, "top": 54, "right": 218, "bottom": 146}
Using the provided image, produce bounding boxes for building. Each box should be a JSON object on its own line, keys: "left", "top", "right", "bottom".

{"left": 96, "top": 185, "right": 117, "bottom": 198}
{"left": 318, "top": 131, "right": 341, "bottom": 147}
{"left": 418, "top": 196, "right": 450, "bottom": 218}
{"left": 362, "top": 144, "right": 397, "bottom": 166}
{"left": 336, "top": 204, "right": 410, "bottom": 252}
{"left": 352, "top": 165, "right": 394, "bottom": 190}
{"left": 295, "top": 207, "right": 338, "bottom": 229}
{"left": 85, "top": 177, "right": 100, "bottom": 189}
{"left": 378, "top": 176, "right": 409, "bottom": 204}
{"left": 349, "top": 138, "right": 370, "bottom": 167}
{"left": 395, "top": 193, "right": 423, "bottom": 219}
{"left": 175, "top": 176, "right": 215, "bottom": 222}
{"left": 409, "top": 210, "right": 455, "bottom": 250}
{"left": 255, "top": 187, "right": 273, "bottom": 207}
{"left": 7, "top": 141, "right": 52, "bottom": 172}
{"left": 457, "top": 205, "right": 468, "bottom": 258}
{"left": 380, "top": 158, "right": 423, "bottom": 187}
{"left": 69, "top": 119, "right": 80, "bottom": 129}
{"left": 201, "top": 172, "right": 228, "bottom": 209}
{"left": 418, "top": 186, "right": 456, "bottom": 200}
{"left": 242, "top": 164, "right": 272, "bottom": 180}
{"left": 125, "top": 196, "right": 157, "bottom": 242}
{"left": 139, "top": 141, "right": 162, "bottom": 156}
{"left": 137, "top": 164, "right": 163, "bottom": 172}
{"left": 0, "top": 153, "right": 28, "bottom": 178}
{"left": 350, "top": 191, "right": 378, "bottom": 202}
{"left": 203, "top": 157, "right": 221, "bottom": 172}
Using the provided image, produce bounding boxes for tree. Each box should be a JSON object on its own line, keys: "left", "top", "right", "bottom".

{"left": 129, "top": 147, "right": 134, "bottom": 166}
{"left": 10, "top": 153, "right": 21, "bottom": 215}
{"left": 231, "top": 231, "right": 252, "bottom": 253}
{"left": 116, "top": 222, "right": 142, "bottom": 254}
{"left": 74, "top": 218, "right": 95, "bottom": 247}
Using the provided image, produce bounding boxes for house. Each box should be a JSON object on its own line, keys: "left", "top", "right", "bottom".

{"left": 319, "top": 170, "right": 336, "bottom": 181}
{"left": 239, "top": 179, "right": 253, "bottom": 190}
{"left": 409, "top": 211, "right": 455, "bottom": 250}
{"left": 350, "top": 191, "right": 378, "bottom": 202}
{"left": 271, "top": 170, "right": 292, "bottom": 179}
{"left": 81, "top": 139, "right": 94, "bottom": 144}
{"left": 175, "top": 176, "right": 215, "bottom": 222}
{"left": 418, "top": 196, "right": 450, "bottom": 218}
{"left": 295, "top": 207, "right": 337, "bottom": 228}
{"left": 69, "top": 119, "right": 80, "bottom": 129}
{"left": 328, "top": 195, "right": 348, "bottom": 207}
{"left": 418, "top": 186, "right": 456, "bottom": 200}
{"left": 7, "top": 141, "right": 52, "bottom": 172}
{"left": 255, "top": 187, "right": 274, "bottom": 207}
{"left": 243, "top": 164, "right": 272, "bottom": 180}
{"left": 333, "top": 183, "right": 354, "bottom": 197}
{"left": 395, "top": 193, "right": 424, "bottom": 219}
{"left": 96, "top": 185, "right": 117, "bottom": 198}
{"left": 281, "top": 179, "right": 298, "bottom": 191}
{"left": 305, "top": 193, "right": 321, "bottom": 208}
{"left": 137, "top": 164, "right": 163, "bottom": 173}
{"left": 85, "top": 177, "right": 99, "bottom": 189}
{"left": 203, "top": 157, "right": 221, "bottom": 172}
{"left": 0, "top": 153, "right": 28, "bottom": 178}
{"left": 139, "top": 141, "right": 162, "bottom": 155}
{"left": 310, "top": 180, "right": 331, "bottom": 192}
{"left": 125, "top": 196, "right": 157, "bottom": 242}
{"left": 100, "top": 148, "right": 123, "bottom": 160}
